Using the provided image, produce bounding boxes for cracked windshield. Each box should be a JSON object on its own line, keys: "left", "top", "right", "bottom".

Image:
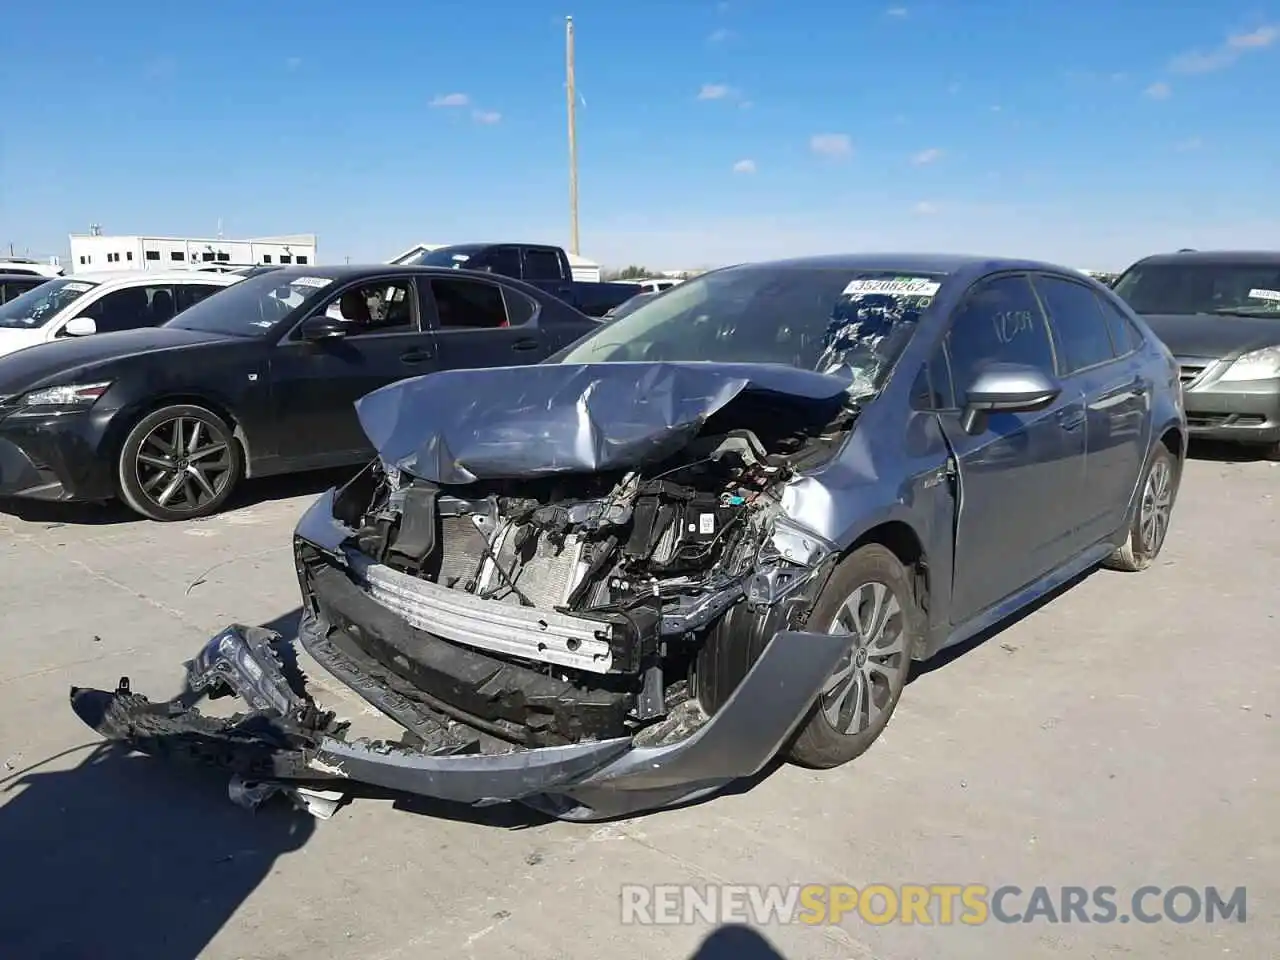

{"left": 560, "top": 267, "right": 942, "bottom": 399}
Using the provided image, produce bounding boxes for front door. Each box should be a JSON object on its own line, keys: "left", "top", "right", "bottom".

{"left": 938, "top": 273, "right": 1088, "bottom": 622}
{"left": 417, "top": 275, "right": 550, "bottom": 371}
{"left": 270, "top": 276, "right": 439, "bottom": 466}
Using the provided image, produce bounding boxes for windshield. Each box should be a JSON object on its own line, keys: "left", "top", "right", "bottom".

{"left": 1113, "top": 262, "right": 1280, "bottom": 316}
{"left": 409, "top": 245, "right": 486, "bottom": 268}
{"left": 0, "top": 277, "right": 97, "bottom": 329}
{"left": 558, "top": 265, "right": 944, "bottom": 398}
{"left": 166, "top": 272, "right": 334, "bottom": 336}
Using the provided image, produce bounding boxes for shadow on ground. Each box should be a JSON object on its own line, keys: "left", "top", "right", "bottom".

{"left": 0, "top": 465, "right": 357, "bottom": 527}
{"left": 0, "top": 743, "right": 314, "bottom": 960}
{"left": 1187, "top": 438, "right": 1277, "bottom": 463}
{"left": 908, "top": 566, "right": 1096, "bottom": 683}
{"left": 688, "top": 924, "right": 788, "bottom": 958}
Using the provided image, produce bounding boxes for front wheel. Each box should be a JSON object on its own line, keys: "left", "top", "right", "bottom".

{"left": 1103, "top": 444, "right": 1178, "bottom": 572}
{"left": 117, "top": 404, "right": 243, "bottom": 521}
{"left": 786, "top": 544, "right": 923, "bottom": 770}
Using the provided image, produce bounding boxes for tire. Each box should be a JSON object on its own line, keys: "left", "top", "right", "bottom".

{"left": 786, "top": 544, "right": 924, "bottom": 770}
{"left": 1103, "top": 443, "right": 1178, "bottom": 572}
{"left": 117, "top": 404, "right": 243, "bottom": 522}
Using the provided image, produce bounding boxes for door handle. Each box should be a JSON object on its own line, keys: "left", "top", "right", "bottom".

{"left": 512, "top": 338, "right": 541, "bottom": 351}
{"left": 400, "top": 348, "right": 434, "bottom": 364}
{"left": 1056, "top": 408, "right": 1086, "bottom": 431}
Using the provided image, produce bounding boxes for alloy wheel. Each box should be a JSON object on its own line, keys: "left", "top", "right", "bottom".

{"left": 133, "top": 416, "right": 234, "bottom": 514}
{"left": 820, "top": 581, "right": 908, "bottom": 736}
{"left": 1138, "top": 459, "right": 1173, "bottom": 555}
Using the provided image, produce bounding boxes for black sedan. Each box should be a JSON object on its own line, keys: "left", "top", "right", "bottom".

{"left": 0, "top": 265, "right": 599, "bottom": 520}
{"left": 1112, "top": 249, "right": 1280, "bottom": 459}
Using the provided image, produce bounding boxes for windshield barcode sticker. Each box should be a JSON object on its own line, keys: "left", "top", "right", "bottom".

{"left": 1247, "top": 288, "right": 1280, "bottom": 302}
{"left": 64, "top": 282, "right": 94, "bottom": 292}
{"left": 843, "top": 278, "right": 941, "bottom": 297}
{"left": 292, "top": 276, "right": 332, "bottom": 289}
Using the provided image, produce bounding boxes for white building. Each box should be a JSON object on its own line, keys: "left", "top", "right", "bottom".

{"left": 389, "top": 242, "right": 602, "bottom": 283}
{"left": 68, "top": 233, "right": 318, "bottom": 274}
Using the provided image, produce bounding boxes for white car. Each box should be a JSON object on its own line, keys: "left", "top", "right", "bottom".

{"left": 0, "top": 258, "right": 63, "bottom": 278}
{"left": 624, "top": 277, "right": 683, "bottom": 294}
{"left": 0, "top": 270, "right": 242, "bottom": 359}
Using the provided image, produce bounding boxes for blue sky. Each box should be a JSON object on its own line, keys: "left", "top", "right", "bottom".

{"left": 3, "top": 1, "right": 1278, "bottom": 270}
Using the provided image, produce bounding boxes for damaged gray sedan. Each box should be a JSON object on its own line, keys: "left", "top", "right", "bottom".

{"left": 72, "top": 254, "right": 1188, "bottom": 820}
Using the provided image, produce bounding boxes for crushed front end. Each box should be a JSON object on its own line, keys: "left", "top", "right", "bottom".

{"left": 74, "top": 363, "right": 862, "bottom": 820}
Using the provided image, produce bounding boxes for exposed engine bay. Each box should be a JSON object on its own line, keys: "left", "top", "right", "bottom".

{"left": 318, "top": 389, "right": 856, "bottom": 750}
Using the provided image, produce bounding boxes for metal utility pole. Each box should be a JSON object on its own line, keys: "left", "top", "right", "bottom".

{"left": 565, "top": 15, "right": 580, "bottom": 256}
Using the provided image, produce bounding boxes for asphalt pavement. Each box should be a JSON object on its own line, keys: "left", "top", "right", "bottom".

{"left": 0, "top": 450, "right": 1275, "bottom": 960}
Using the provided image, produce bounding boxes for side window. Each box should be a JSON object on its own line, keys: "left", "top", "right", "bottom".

{"left": 1096, "top": 295, "right": 1142, "bottom": 354}
{"left": 501, "top": 287, "right": 538, "bottom": 326}
{"left": 1033, "top": 275, "right": 1117, "bottom": 373}
{"left": 523, "top": 248, "right": 564, "bottom": 282}
{"left": 320, "top": 280, "right": 415, "bottom": 336}
{"left": 479, "top": 246, "right": 522, "bottom": 277}
{"left": 946, "top": 275, "right": 1056, "bottom": 391}
{"left": 175, "top": 284, "right": 223, "bottom": 314}
{"left": 430, "top": 278, "right": 510, "bottom": 329}
{"left": 78, "top": 285, "right": 176, "bottom": 333}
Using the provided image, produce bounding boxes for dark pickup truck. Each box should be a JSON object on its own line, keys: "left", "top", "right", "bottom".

{"left": 407, "top": 242, "right": 639, "bottom": 318}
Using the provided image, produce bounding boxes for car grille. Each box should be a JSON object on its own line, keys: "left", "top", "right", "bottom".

{"left": 1175, "top": 358, "right": 1213, "bottom": 387}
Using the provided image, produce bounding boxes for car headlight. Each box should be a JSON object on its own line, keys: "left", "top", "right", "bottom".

{"left": 1219, "top": 346, "right": 1280, "bottom": 382}
{"left": 20, "top": 381, "right": 113, "bottom": 408}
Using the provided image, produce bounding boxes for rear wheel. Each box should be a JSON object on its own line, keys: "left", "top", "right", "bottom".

{"left": 1103, "top": 444, "right": 1177, "bottom": 572}
{"left": 117, "top": 404, "right": 242, "bottom": 521}
{"left": 786, "top": 544, "right": 922, "bottom": 769}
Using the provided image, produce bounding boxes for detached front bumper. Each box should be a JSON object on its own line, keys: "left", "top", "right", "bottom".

{"left": 72, "top": 618, "right": 845, "bottom": 820}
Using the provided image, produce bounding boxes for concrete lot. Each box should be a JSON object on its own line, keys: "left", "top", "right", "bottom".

{"left": 0, "top": 450, "right": 1275, "bottom": 960}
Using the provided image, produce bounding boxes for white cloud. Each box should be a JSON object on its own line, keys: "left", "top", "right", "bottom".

{"left": 430, "top": 93, "right": 470, "bottom": 108}
{"left": 732, "top": 159, "right": 757, "bottom": 174}
{"left": 886, "top": 6, "right": 908, "bottom": 16}
{"left": 1144, "top": 81, "right": 1172, "bottom": 100}
{"left": 810, "top": 133, "right": 853, "bottom": 158}
{"left": 911, "top": 147, "right": 944, "bottom": 166}
{"left": 472, "top": 110, "right": 502, "bottom": 125}
{"left": 697, "top": 83, "right": 734, "bottom": 100}
{"left": 1175, "top": 137, "right": 1203, "bottom": 152}
{"left": 285, "top": 56, "right": 302, "bottom": 71}
{"left": 913, "top": 201, "right": 938, "bottom": 215}
{"left": 708, "top": 28, "right": 732, "bottom": 43}
{"left": 1169, "top": 24, "right": 1278, "bottom": 73}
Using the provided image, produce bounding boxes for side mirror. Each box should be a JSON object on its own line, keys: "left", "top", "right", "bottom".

{"left": 300, "top": 314, "right": 347, "bottom": 341}
{"left": 960, "top": 363, "right": 1061, "bottom": 434}
{"left": 63, "top": 316, "right": 97, "bottom": 337}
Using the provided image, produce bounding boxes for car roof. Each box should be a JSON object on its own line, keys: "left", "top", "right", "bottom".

{"left": 0, "top": 273, "right": 51, "bottom": 282}
{"left": 1129, "top": 250, "right": 1280, "bottom": 266}
{"left": 61, "top": 270, "right": 242, "bottom": 287}
{"left": 260, "top": 263, "right": 535, "bottom": 282}
{"left": 719, "top": 252, "right": 1089, "bottom": 277}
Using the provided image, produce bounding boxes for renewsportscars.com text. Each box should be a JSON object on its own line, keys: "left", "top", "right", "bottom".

{"left": 620, "top": 884, "right": 1247, "bottom": 926}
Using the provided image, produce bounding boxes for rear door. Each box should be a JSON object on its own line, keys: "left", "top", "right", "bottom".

{"left": 173, "top": 281, "right": 230, "bottom": 318}
{"left": 270, "top": 275, "right": 441, "bottom": 464}
{"left": 1032, "top": 272, "right": 1150, "bottom": 544}
{"left": 418, "top": 274, "right": 551, "bottom": 370}
{"left": 936, "top": 273, "right": 1088, "bottom": 622}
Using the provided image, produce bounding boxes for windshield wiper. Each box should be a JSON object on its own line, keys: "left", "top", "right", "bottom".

{"left": 1212, "top": 307, "right": 1280, "bottom": 317}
